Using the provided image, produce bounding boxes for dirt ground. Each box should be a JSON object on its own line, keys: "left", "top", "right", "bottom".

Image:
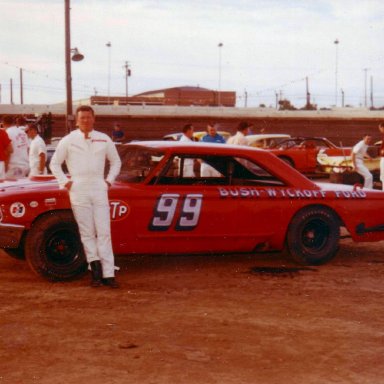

{"left": 1, "top": 237, "right": 384, "bottom": 384}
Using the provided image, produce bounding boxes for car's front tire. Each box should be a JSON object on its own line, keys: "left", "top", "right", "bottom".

{"left": 25, "top": 211, "right": 87, "bottom": 281}
{"left": 286, "top": 206, "right": 340, "bottom": 265}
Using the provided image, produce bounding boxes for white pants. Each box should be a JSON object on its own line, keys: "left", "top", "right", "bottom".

{"left": 69, "top": 180, "right": 115, "bottom": 278}
{"left": 355, "top": 159, "right": 373, "bottom": 189}
{"left": 6, "top": 165, "right": 29, "bottom": 179}
{"left": 380, "top": 158, "right": 384, "bottom": 190}
{"left": 201, "top": 162, "right": 221, "bottom": 177}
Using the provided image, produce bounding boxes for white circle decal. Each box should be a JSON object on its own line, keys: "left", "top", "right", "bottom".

{"left": 10, "top": 202, "right": 26, "bottom": 218}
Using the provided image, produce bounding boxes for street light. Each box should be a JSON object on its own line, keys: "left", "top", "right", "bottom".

{"left": 218, "top": 42, "right": 223, "bottom": 106}
{"left": 106, "top": 41, "right": 111, "bottom": 104}
{"left": 65, "top": 0, "right": 84, "bottom": 133}
{"left": 334, "top": 38, "right": 339, "bottom": 107}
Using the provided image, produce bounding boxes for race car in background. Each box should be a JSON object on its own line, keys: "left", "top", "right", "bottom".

{"left": 1, "top": 141, "right": 384, "bottom": 281}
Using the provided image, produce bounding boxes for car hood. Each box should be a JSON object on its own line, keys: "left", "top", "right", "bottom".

{"left": 0, "top": 176, "right": 58, "bottom": 192}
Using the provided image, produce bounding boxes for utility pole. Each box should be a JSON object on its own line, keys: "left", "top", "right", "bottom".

{"left": 363, "top": 68, "right": 369, "bottom": 107}
{"left": 334, "top": 39, "right": 339, "bottom": 107}
{"left": 341, "top": 89, "right": 345, "bottom": 107}
{"left": 306, "top": 76, "right": 310, "bottom": 107}
{"left": 106, "top": 41, "right": 112, "bottom": 104}
{"left": 275, "top": 91, "right": 279, "bottom": 109}
{"left": 0, "top": 84, "right": 2, "bottom": 104}
{"left": 10, "top": 78, "right": 13, "bottom": 104}
{"left": 123, "top": 61, "right": 131, "bottom": 99}
{"left": 244, "top": 89, "right": 248, "bottom": 107}
{"left": 370, "top": 76, "right": 374, "bottom": 109}
{"left": 20, "top": 68, "right": 24, "bottom": 104}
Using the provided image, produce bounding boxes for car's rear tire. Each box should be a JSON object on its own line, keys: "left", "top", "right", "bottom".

{"left": 286, "top": 206, "right": 340, "bottom": 265}
{"left": 25, "top": 211, "right": 87, "bottom": 281}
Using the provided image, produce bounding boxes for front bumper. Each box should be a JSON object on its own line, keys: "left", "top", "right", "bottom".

{"left": 0, "top": 223, "right": 25, "bottom": 248}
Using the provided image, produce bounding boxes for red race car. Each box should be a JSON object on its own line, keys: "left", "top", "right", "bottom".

{"left": 0, "top": 141, "right": 383, "bottom": 281}
{"left": 267, "top": 136, "right": 351, "bottom": 174}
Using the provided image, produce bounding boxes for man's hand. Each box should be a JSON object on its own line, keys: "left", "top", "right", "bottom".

{"left": 64, "top": 181, "right": 73, "bottom": 191}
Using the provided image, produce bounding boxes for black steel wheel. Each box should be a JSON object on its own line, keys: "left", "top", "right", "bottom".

{"left": 25, "top": 211, "right": 87, "bottom": 281}
{"left": 286, "top": 206, "right": 340, "bottom": 265}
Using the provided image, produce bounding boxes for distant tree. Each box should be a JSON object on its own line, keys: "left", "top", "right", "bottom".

{"left": 278, "top": 99, "right": 297, "bottom": 111}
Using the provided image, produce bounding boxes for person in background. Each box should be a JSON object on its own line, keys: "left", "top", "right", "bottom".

{"left": 227, "top": 121, "right": 251, "bottom": 145}
{"left": 179, "top": 124, "right": 195, "bottom": 177}
{"left": 201, "top": 123, "right": 226, "bottom": 144}
{"left": 0, "top": 120, "right": 13, "bottom": 180}
{"left": 16, "top": 116, "right": 27, "bottom": 131}
{"left": 201, "top": 123, "right": 225, "bottom": 177}
{"left": 25, "top": 123, "right": 47, "bottom": 176}
{"left": 2, "top": 115, "right": 29, "bottom": 178}
{"left": 112, "top": 123, "right": 125, "bottom": 143}
{"left": 50, "top": 105, "right": 122, "bottom": 288}
{"left": 351, "top": 134, "right": 373, "bottom": 189}
{"left": 378, "top": 122, "right": 384, "bottom": 190}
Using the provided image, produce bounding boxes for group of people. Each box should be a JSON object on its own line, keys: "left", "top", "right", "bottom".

{"left": 179, "top": 121, "right": 253, "bottom": 177}
{"left": 351, "top": 122, "right": 384, "bottom": 190}
{"left": 0, "top": 115, "right": 47, "bottom": 180}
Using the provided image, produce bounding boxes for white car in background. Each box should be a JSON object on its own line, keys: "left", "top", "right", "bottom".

{"left": 246, "top": 134, "right": 291, "bottom": 148}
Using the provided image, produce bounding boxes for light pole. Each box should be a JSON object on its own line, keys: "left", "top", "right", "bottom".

{"left": 65, "top": 0, "right": 84, "bottom": 133}
{"left": 123, "top": 61, "right": 131, "bottom": 100}
{"left": 334, "top": 38, "right": 339, "bottom": 107}
{"left": 363, "top": 68, "right": 369, "bottom": 108}
{"left": 106, "top": 41, "right": 111, "bottom": 104}
{"left": 218, "top": 42, "right": 223, "bottom": 106}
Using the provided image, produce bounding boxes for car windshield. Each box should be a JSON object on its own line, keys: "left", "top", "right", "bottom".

{"left": 116, "top": 146, "right": 165, "bottom": 183}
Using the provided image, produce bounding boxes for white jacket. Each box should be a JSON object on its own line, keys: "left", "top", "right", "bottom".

{"left": 50, "top": 129, "right": 121, "bottom": 188}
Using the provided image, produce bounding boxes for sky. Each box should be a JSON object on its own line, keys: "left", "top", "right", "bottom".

{"left": 0, "top": 0, "right": 383, "bottom": 108}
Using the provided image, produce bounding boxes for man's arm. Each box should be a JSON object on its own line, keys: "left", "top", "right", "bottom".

{"left": 4, "top": 143, "right": 13, "bottom": 171}
{"left": 38, "top": 152, "right": 46, "bottom": 174}
{"left": 105, "top": 140, "right": 122, "bottom": 185}
{"left": 50, "top": 138, "right": 70, "bottom": 188}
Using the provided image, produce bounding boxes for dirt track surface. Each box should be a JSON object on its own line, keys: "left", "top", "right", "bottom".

{"left": 1, "top": 238, "right": 384, "bottom": 384}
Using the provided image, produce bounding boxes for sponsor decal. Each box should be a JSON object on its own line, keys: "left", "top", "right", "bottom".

{"left": 218, "top": 187, "right": 367, "bottom": 200}
{"left": 10, "top": 202, "right": 26, "bottom": 218}
{"left": 110, "top": 200, "right": 130, "bottom": 221}
{"left": 44, "top": 198, "right": 57, "bottom": 206}
{"left": 30, "top": 201, "right": 39, "bottom": 208}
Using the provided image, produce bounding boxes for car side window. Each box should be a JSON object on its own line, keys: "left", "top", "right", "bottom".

{"left": 152, "top": 154, "right": 285, "bottom": 187}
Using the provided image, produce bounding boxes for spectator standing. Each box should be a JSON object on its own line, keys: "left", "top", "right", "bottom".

{"left": 227, "top": 121, "right": 251, "bottom": 145}
{"left": 0, "top": 121, "right": 12, "bottom": 180}
{"left": 201, "top": 123, "right": 225, "bottom": 177}
{"left": 179, "top": 124, "right": 195, "bottom": 177}
{"left": 379, "top": 122, "right": 384, "bottom": 190}
{"left": 50, "top": 106, "right": 122, "bottom": 288}
{"left": 112, "top": 123, "right": 125, "bottom": 143}
{"left": 201, "top": 123, "right": 226, "bottom": 144}
{"left": 2, "top": 115, "right": 29, "bottom": 178}
{"left": 25, "top": 124, "right": 47, "bottom": 176}
{"left": 351, "top": 134, "right": 373, "bottom": 189}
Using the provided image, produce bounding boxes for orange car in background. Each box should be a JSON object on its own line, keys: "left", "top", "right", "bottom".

{"left": 267, "top": 137, "right": 351, "bottom": 174}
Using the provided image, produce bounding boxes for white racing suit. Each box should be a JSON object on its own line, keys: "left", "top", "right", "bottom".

{"left": 50, "top": 129, "right": 121, "bottom": 278}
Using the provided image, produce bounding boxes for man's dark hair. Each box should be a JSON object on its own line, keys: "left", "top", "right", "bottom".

{"left": 76, "top": 105, "right": 95, "bottom": 117}
{"left": 27, "top": 123, "right": 39, "bottom": 132}
{"left": 1, "top": 115, "right": 14, "bottom": 126}
{"left": 183, "top": 124, "right": 193, "bottom": 133}
{"left": 379, "top": 122, "right": 384, "bottom": 128}
{"left": 237, "top": 121, "right": 249, "bottom": 132}
{"left": 16, "top": 116, "right": 26, "bottom": 126}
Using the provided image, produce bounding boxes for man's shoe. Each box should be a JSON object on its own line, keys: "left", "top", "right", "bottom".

{"left": 90, "top": 260, "right": 103, "bottom": 287}
{"left": 102, "top": 277, "right": 120, "bottom": 289}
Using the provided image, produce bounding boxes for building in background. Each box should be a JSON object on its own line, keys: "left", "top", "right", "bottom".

{"left": 90, "top": 86, "right": 236, "bottom": 107}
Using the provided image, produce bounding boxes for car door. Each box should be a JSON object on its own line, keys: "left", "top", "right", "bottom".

{"left": 114, "top": 153, "right": 242, "bottom": 255}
